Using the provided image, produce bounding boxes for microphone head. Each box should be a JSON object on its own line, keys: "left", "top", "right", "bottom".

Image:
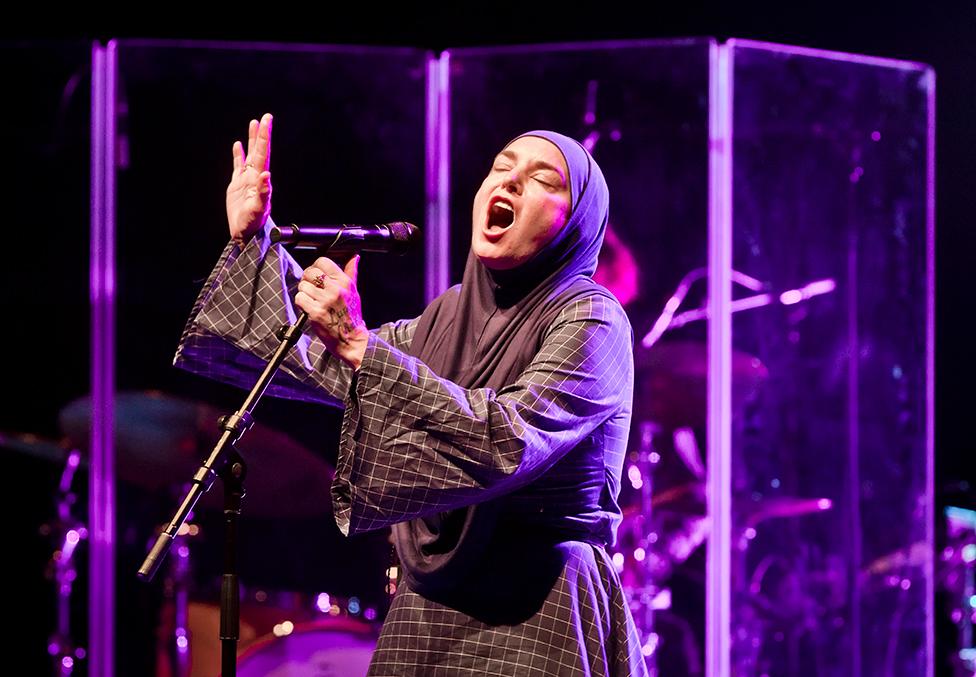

{"left": 385, "top": 221, "right": 420, "bottom": 255}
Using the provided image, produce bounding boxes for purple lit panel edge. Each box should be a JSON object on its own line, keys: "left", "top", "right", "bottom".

{"left": 425, "top": 52, "right": 451, "bottom": 302}
{"left": 89, "top": 40, "right": 116, "bottom": 677}
{"left": 727, "top": 38, "right": 930, "bottom": 72}
{"left": 113, "top": 37, "right": 424, "bottom": 58}
{"left": 706, "top": 41, "right": 732, "bottom": 677}
{"left": 449, "top": 36, "right": 712, "bottom": 58}
{"left": 925, "top": 66, "right": 936, "bottom": 677}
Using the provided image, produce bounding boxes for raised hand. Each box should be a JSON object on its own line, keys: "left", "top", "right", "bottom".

{"left": 226, "top": 113, "right": 273, "bottom": 245}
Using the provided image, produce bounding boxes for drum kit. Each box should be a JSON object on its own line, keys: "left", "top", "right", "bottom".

{"left": 4, "top": 234, "right": 920, "bottom": 677}
{"left": 5, "top": 390, "right": 381, "bottom": 677}
{"left": 582, "top": 162, "right": 852, "bottom": 672}
{"left": 600, "top": 260, "right": 858, "bottom": 677}
{"left": 608, "top": 332, "right": 866, "bottom": 676}
{"left": 5, "top": 345, "right": 773, "bottom": 677}
{"left": 609, "top": 336, "right": 755, "bottom": 674}
{"left": 10, "top": 330, "right": 835, "bottom": 677}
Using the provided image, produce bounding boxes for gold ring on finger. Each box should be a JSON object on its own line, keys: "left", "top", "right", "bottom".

{"left": 313, "top": 274, "right": 327, "bottom": 289}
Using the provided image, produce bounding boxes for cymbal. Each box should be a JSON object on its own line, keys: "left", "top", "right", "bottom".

{"left": 621, "top": 491, "right": 832, "bottom": 524}
{"left": 740, "top": 496, "right": 833, "bottom": 530}
{"left": 59, "top": 391, "right": 334, "bottom": 518}
{"left": 634, "top": 340, "right": 768, "bottom": 429}
{"left": 0, "top": 430, "right": 71, "bottom": 464}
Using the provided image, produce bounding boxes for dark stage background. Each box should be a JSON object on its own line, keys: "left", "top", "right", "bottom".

{"left": 2, "top": 4, "right": 972, "bottom": 674}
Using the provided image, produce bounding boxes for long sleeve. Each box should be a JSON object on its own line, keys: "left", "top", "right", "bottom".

{"left": 332, "top": 292, "right": 634, "bottom": 536}
{"left": 174, "top": 217, "right": 419, "bottom": 405}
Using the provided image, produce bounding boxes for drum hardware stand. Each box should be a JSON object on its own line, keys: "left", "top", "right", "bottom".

{"left": 138, "top": 310, "right": 310, "bottom": 677}
{"left": 631, "top": 420, "right": 662, "bottom": 674}
{"left": 640, "top": 267, "right": 835, "bottom": 350}
{"left": 158, "top": 515, "right": 198, "bottom": 677}
{"left": 44, "top": 448, "right": 87, "bottom": 676}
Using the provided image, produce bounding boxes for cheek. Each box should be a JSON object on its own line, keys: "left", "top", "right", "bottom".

{"left": 472, "top": 185, "right": 491, "bottom": 222}
{"left": 549, "top": 197, "right": 571, "bottom": 233}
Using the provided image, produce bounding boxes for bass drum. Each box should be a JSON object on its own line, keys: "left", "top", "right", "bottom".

{"left": 236, "top": 619, "right": 377, "bottom": 677}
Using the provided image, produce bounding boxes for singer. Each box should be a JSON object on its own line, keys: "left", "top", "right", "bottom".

{"left": 175, "top": 113, "right": 648, "bottom": 675}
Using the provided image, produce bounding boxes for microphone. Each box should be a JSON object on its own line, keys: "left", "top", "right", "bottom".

{"left": 270, "top": 221, "right": 419, "bottom": 254}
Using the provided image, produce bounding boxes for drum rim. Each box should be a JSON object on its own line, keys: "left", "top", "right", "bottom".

{"left": 236, "top": 617, "right": 379, "bottom": 664}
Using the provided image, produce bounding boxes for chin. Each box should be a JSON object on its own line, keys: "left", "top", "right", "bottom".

{"left": 474, "top": 249, "right": 517, "bottom": 271}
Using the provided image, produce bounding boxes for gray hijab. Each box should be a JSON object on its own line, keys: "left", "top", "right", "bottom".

{"left": 395, "top": 130, "right": 611, "bottom": 595}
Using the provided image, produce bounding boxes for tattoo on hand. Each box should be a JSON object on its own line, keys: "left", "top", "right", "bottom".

{"left": 326, "top": 307, "right": 357, "bottom": 344}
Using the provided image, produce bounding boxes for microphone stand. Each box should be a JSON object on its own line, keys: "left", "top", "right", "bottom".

{"left": 138, "top": 310, "right": 309, "bottom": 677}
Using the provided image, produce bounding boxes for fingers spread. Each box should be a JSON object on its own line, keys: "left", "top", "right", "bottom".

{"left": 253, "top": 113, "right": 273, "bottom": 171}
{"left": 232, "top": 140, "right": 244, "bottom": 174}
{"left": 246, "top": 119, "right": 258, "bottom": 161}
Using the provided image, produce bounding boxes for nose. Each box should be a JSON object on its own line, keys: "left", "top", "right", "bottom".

{"left": 502, "top": 171, "right": 522, "bottom": 195}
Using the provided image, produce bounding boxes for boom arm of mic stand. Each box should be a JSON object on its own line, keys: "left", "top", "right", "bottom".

{"left": 137, "top": 311, "right": 310, "bottom": 581}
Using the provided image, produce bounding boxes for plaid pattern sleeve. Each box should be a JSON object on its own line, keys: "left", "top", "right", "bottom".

{"left": 332, "top": 292, "right": 633, "bottom": 537}
{"left": 174, "top": 218, "right": 418, "bottom": 405}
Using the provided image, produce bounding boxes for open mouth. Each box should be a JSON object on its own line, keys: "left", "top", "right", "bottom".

{"left": 486, "top": 199, "right": 516, "bottom": 232}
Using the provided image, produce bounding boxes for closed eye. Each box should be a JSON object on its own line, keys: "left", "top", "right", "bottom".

{"left": 534, "top": 173, "right": 563, "bottom": 189}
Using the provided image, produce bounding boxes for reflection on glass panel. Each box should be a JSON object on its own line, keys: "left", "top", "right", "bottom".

{"left": 729, "top": 42, "right": 931, "bottom": 677}
{"left": 109, "top": 41, "right": 427, "bottom": 676}
{"left": 450, "top": 40, "right": 713, "bottom": 675}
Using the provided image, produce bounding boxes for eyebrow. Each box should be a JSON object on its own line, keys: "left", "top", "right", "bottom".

{"left": 496, "top": 149, "right": 567, "bottom": 184}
